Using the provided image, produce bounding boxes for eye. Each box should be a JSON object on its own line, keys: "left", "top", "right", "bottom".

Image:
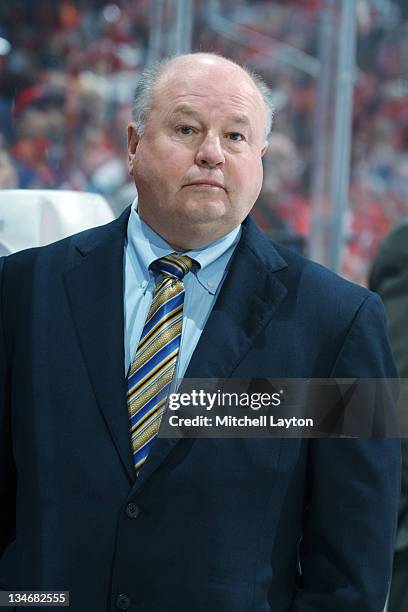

{"left": 227, "top": 132, "right": 245, "bottom": 142}
{"left": 177, "top": 125, "right": 195, "bottom": 135}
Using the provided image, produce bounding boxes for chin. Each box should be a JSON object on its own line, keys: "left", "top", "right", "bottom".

{"left": 182, "top": 199, "right": 227, "bottom": 223}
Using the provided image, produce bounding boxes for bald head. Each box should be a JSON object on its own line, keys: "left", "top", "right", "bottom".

{"left": 132, "top": 53, "right": 274, "bottom": 143}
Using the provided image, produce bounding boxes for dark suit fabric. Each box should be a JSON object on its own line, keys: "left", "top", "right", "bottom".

{"left": 0, "top": 207, "right": 401, "bottom": 612}
{"left": 370, "top": 217, "right": 408, "bottom": 612}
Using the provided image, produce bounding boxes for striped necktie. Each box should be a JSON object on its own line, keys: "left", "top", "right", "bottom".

{"left": 127, "top": 253, "right": 195, "bottom": 473}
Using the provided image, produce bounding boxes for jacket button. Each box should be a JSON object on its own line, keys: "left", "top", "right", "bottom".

{"left": 116, "top": 593, "right": 131, "bottom": 610}
{"left": 126, "top": 502, "right": 140, "bottom": 519}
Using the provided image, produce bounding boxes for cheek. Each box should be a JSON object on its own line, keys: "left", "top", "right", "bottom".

{"left": 234, "top": 156, "right": 264, "bottom": 198}
{"left": 165, "top": 145, "right": 192, "bottom": 173}
{"left": 138, "top": 142, "right": 191, "bottom": 187}
{"left": 134, "top": 146, "right": 165, "bottom": 190}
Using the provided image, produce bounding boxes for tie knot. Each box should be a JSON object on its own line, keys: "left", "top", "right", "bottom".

{"left": 152, "top": 253, "right": 195, "bottom": 280}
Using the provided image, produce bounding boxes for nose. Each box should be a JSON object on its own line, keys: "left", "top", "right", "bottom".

{"left": 195, "top": 132, "right": 225, "bottom": 169}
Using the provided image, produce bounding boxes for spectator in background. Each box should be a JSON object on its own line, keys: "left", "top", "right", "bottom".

{"left": 370, "top": 217, "right": 408, "bottom": 612}
{"left": 261, "top": 132, "right": 309, "bottom": 239}
{"left": 0, "top": 150, "right": 17, "bottom": 188}
{"left": 0, "top": 0, "right": 407, "bottom": 281}
{"left": 253, "top": 132, "right": 307, "bottom": 253}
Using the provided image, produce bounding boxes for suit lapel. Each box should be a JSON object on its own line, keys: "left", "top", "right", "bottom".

{"left": 185, "top": 218, "right": 288, "bottom": 379}
{"left": 63, "top": 208, "right": 136, "bottom": 484}
{"left": 63, "top": 210, "right": 289, "bottom": 489}
{"left": 136, "top": 216, "right": 288, "bottom": 487}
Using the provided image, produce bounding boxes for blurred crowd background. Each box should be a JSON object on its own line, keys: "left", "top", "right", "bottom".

{"left": 0, "top": 0, "right": 407, "bottom": 284}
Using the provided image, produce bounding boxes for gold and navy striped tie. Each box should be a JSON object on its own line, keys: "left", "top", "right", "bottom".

{"left": 126, "top": 253, "right": 194, "bottom": 473}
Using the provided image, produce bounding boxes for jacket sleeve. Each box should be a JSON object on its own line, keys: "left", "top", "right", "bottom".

{"left": 0, "top": 256, "right": 16, "bottom": 561}
{"left": 291, "top": 293, "right": 401, "bottom": 612}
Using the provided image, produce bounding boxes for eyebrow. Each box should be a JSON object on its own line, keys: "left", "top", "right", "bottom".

{"left": 171, "top": 105, "right": 251, "bottom": 128}
{"left": 171, "top": 106, "right": 201, "bottom": 121}
{"left": 228, "top": 114, "right": 251, "bottom": 127}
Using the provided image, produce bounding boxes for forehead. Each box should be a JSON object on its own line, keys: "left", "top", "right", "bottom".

{"left": 150, "top": 61, "right": 266, "bottom": 131}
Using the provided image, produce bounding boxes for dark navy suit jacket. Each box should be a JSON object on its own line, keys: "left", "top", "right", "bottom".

{"left": 0, "top": 207, "right": 401, "bottom": 611}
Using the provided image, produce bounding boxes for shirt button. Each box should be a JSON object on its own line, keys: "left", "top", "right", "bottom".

{"left": 126, "top": 502, "right": 140, "bottom": 519}
{"left": 141, "top": 280, "right": 148, "bottom": 289}
{"left": 116, "top": 593, "right": 131, "bottom": 610}
{"left": 207, "top": 281, "right": 213, "bottom": 289}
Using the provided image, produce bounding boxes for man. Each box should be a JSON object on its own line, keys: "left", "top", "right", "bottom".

{"left": 370, "top": 217, "right": 408, "bottom": 612}
{"left": 0, "top": 53, "right": 401, "bottom": 611}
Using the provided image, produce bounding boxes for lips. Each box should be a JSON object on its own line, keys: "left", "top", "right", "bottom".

{"left": 185, "top": 180, "right": 225, "bottom": 190}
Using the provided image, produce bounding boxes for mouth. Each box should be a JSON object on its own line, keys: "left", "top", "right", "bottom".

{"left": 184, "top": 181, "right": 225, "bottom": 190}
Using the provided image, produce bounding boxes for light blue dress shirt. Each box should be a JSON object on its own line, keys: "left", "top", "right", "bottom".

{"left": 124, "top": 202, "right": 241, "bottom": 377}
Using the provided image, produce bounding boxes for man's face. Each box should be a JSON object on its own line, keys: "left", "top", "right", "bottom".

{"left": 128, "top": 56, "right": 268, "bottom": 249}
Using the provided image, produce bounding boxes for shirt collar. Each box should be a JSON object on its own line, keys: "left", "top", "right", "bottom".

{"left": 127, "top": 199, "right": 241, "bottom": 295}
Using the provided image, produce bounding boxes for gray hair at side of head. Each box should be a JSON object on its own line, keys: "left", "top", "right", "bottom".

{"left": 131, "top": 54, "right": 275, "bottom": 144}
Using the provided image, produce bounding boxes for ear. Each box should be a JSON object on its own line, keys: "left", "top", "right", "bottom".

{"left": 127, "top": 123, "right": 140, "bottom": 177}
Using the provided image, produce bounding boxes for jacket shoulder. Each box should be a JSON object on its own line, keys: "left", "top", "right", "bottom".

{"left": 272, "top": 241, "right": 372, "bottom": 307}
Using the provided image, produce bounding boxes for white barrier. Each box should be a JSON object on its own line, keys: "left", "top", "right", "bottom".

{"left": 0, "top": 190, "right": 115, "bottom": 254}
